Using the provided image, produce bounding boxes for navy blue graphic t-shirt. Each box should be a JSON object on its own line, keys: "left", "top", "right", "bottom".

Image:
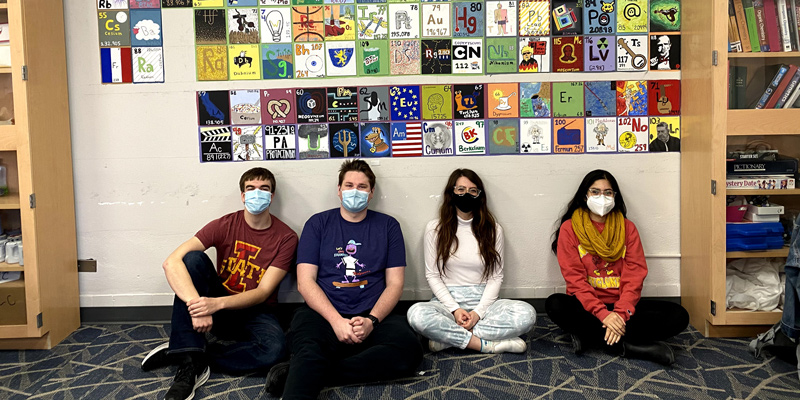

{"left": 297, "top": 208, "right": 406, "bottom": 315}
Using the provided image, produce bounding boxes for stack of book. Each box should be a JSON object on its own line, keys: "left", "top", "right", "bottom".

{"left": 730, "top": 63, "right": 800, "bottom": 109}
{"left": 726, "top": 150, "right": 798, "bottom": 189}
{"left": 728, "top": 0, "right": 800, "bottom": 53}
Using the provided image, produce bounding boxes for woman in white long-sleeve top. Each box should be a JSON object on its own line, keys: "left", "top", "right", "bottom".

{"left": 407, "top": 169, "right": 536, "bottom": 354}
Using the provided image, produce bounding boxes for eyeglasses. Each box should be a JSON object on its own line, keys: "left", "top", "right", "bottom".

{"left": 454, "top": 186, "right": 481, "bottom": 197}
{"left": 588, "top": 188, "right": 615, "bottom": 197}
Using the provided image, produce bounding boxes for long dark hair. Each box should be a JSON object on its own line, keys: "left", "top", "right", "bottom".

{"left": 550, "top": 169, "right": 628, "bottom": 255}
{"left": 435, "top": 169, "right": 501, "bottom": 281}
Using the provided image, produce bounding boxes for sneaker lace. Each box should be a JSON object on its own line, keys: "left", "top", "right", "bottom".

{"left": 174, "top": 363, "right": 196, "bottom": 384}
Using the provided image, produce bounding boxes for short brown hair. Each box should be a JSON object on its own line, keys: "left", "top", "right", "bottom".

{"left": 239, "top": 167, "right": 276, "bottom": 193}
{"left": 338, "top": 159, "right": 375, "bottom": 189}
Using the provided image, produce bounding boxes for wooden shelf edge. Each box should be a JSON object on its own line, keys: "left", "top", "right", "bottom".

{"left": 727, "top": 246, "right": 790, "bottom": 258}
{"left": 727, "top": 109, "right": 800, "bottom": 135}
{"left": 728, "top": 51, "right": 800, "bottom": 58}
{"left": 726, "top": 189, "right": 800, "bottom": 195}
{"left": 0, "top": 262, "right": 23, "bottom": 271}
{"left": 724, "top": 309, "right": 783, "bottom": 325}
{"left": 0, "top": 192, "right": 20, "bottom": 209}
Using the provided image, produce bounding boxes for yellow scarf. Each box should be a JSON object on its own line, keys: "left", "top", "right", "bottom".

{"left": 570, "top": 208, "right": 626, "bottom": 262}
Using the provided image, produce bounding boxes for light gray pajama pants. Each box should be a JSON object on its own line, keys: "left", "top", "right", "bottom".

{"left": 406, "top": 285, "right": 537, "bottom": 349}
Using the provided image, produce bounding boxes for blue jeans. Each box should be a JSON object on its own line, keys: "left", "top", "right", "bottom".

{"left": 168, "top": 251, "right": 287, "bottom": 373}
{"left": 781, "top": 213, "right": 800, "bottom": 340}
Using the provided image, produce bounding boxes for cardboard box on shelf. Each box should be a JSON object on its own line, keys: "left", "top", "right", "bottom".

{"left": 0, "top": 278, "right": 26, "bottom": 325}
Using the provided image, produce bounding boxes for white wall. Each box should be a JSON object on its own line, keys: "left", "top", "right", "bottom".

{"left": 64, "top": 4, "right": 681, "bottom": 308}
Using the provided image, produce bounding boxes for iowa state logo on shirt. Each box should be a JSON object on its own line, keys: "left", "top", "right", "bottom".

{"left": 221, "top": 241, "right": 265, "bottom": 293}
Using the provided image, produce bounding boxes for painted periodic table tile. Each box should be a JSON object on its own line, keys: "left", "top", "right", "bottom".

{"left": 194, "top": 0, "right": 224, "bottom": 6}
{"left": 130, "top": 9, "right": 162, "bottom": 47}
{"left": 360, "top": 122, "right": 392, "bottom": 157}
{"left": 617, "top": 0, "right": 647, "bottom": 33}
{"left": 326, "top": 0, "right": 355, "bottom": 4}
{"left": 421, "top": 39, "right": 452, "bottom": 74}
{"left": 359, "top": 86, "right": 391, "bottom": 121}
{"left": 292, "top": 6, "right": 325, "bottom": 41}
{"left": 584, "top": 81, "right": 616, "bottom": 117}
{"left": 262, "top": 43, "right": 294, "bottom": 79}
{"left": 326, "top": 41, "right": 357, "bottom": 76}
{"left": 648, "top": 80, "right": 680, "bottom": 116}
{"left": 648, "top": 116, "right": 680, "bottom": 152}
{"left": 520, "top": 82, "right": 551, "bottom": 117}
{"left": 261, "top": 0, "right": 293, "bottom": 6}
{"left": 615, "top": 35, "right": 647, "bottom": 71}
{"left": 552, "top": 36, "right": 583, "bottom": 72}
{"left": 389, "top": 3, "right": 421, "bottom": 39}
{"left": 358, "top": 40, "right": 390, "bottom": 76}
{"left": 585, "top": 117, "right": 617, "bottom": 152}
{"left": 329, "top": 123, "right": 361, "bottom": 157}
{"left": 264, "top": 125, "right": 298, "bottom": 160}
{"left": 294, "top": 42, "right": 326, "bottom": 78}
{"left": 196, "top": 9, "right": 227, "bottom": 45}
{"left": 486, "top": 1, "right": 517, "bottom": 37}
{"left": 518, "top": 37, "right": 550, "bottom": 72}
{"left": 584, "top": 35, "right": 615, "bottom": 71}
{"left": 131, "top": 47, "right": 164, "bottom": 83}
{"left": 389, "top": 85, "right": 421, "bottom": 121}
{"left": 452, "top": 2, "right": 485, "bottom": 38}
{"left": 421, "top": 3, "right": 451, "bottom": 38}
{"left": 391, "top": 121, "right": 422, "bottom": 157}
{"left": 616, "top": 80, "right": 647, "bottom": 116}
{"left": 228, "top": 8, "right": 260, "bottom": 44}
{"left": 260, "top": 8, "right": 293, "bottom": 44}
{"left": 298, "top": 123, "right": 330, "bottom": 159}
{"left": 294, "top": 0, "right": 324, "bottom": 5}
{"left": 100, "top": 47, "right": 132, "bottom": 84}
{"left": 196, "top": 45, "right": 228, "bottom": 80}
{"left": 518, "top": 0, "right": 550, "bottom": 36}
{"left": 487, "top": 118, "right": 519, "bottom": 154}
{"left": 551, "top": 1, "right": 582, "bottom": 36}
{"left": 453, "top": 120, "right": 487, "bottom": 155}
{"left": 421, "top": 85, "right": 453, "bottom": 120}
{"left": 357, "top": 0, "right": 386, "bottom": 4}
{"left": 553, "top": 118, "right": 585, "bottom": 153}
{"left": 552, "top": 81, "right": 584, "bottom": 117}
{"left": 200, "top": 126, "right": 233, "bottom": 162}
{"left": 357, "top": 4, "right": 389, "bottom": 40}
{"left": 649, "top": 34, "right": 680, "bottom": 70}
{"left": 98, "top": 10, "right": 131, "bottom": 47}
{"left": 228, "top": 44, "right": 262, "bottom": 80}
{"left": 232, "top": 0, "right": 259, "bottom": 5}
{"left": 327, "top": 86, "right": 359, "bottom": 122}
{"left": 389, "top": 40, "right": 421, "bottom": 75}
{"left": 583, "top": 0, "right": 616, "bottom": 35}
{"left": 454, "top": 84, "right": 486, "bottom": 119}
{"left": 650, "top": 0, "right": 680, "bottom": 32}
{"left": 198, "top": 90, "right": 230, "bottom": 126}
{"left": 232, "top": 125, "right": 265, "bottom": 161}
{"left": 98, "top": 0, "right": 128, "bottom": 10}
{"left": 162, "top": 0, "right": 192, "bottom": 6}
{"left": 486, "top": 37, "right": 517, "bottom": 74}
{"left": 230, "top": 89, "right": 262, "bottom": 125}
{"left": 519, "top": 118, "right": 552, "bottom": 153}
{"left": 262, "top": 88, "right": 297, "bottom": 124}
{"left": 324, "top": 5, "right": 356, "bottom": 41}
{"left": 296, "top": 88, "right": 328, "bottom": 123}
{"left": 617, "top": 116, "right": 649, "bottom": 152}
{"left": 452, "top": 39, "right": 483, "bottom": 74}
{"left": 487, "top": 83, "right": 518, "bottom": 119}
{"left": 422, "top": 120, "right": 454, "bottom": 156}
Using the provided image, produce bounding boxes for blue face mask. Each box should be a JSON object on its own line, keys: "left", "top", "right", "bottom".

{"left": 341, "top": 189, "right": 369, "bottom": 213}
{"left": 244, "top": 189, "right": 271, "bottom": 215}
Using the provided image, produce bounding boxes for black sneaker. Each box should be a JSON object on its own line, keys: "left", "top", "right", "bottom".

{"left": 265, "top": 361, "right": 291, "bottom": 398}
{"left": 570, "top": 334, "right": 584, "bottom": 355}
{"left": 165, "top": 362, "right": 210, "bottom": 400}
{"left": 142, "top": 342, "right": 171, "bottom": 371}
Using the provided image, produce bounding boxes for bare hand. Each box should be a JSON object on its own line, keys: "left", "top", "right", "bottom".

{"left": 350, "top": 316, "right": 374, "bottom": 341}
{"left": 602, "top": 312, "right": 626, "bottom": 336}
{"left": 333, "top": 317, "right": 361, "bottom": 344}
{"left": 463, "top": 311, "right": 481, "bottom": 331}
{"left": 453, "top": 308, "right": 470, "bottom": 328}
{"left": 605, "top": 327, "right": 622, "bottom": 345}
{"left": 187, "top": 297, "right": 222, "bottom": 318}
{"left": 192, "top": 315, "right": 213, "bottom": 333}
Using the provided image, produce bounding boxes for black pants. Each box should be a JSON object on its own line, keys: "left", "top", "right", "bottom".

{"left": 545, "top": 293, "right": 689, "bottom": 346}
{"left": 282, "top": 305, "right": 424, "bottom": 400}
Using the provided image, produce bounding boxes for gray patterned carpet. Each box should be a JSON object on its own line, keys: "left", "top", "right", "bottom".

{"left": 1, "top": 316, "right": 798, "bottom": 399}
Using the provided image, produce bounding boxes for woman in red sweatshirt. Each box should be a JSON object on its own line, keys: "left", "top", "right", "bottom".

{"left": 545, "top": 169, "right": 688, "bottom": 365}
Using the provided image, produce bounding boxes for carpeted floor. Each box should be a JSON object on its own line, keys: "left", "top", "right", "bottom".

{"left": 1, "top": 316, "right": 798, "bottom": 399}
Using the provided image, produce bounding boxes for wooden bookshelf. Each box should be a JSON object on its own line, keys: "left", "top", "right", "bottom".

{"left": 726, "top": 246, "right": 790, "bottom": 258}
{"left": 0, "top": 261, "right": 22, "bottom": 271}
{"left": 727, "top": 110, "right": 800, "bottom": 135}
{"left": 728, "top": 51, "right": 800, "bottom": 59}
{"left": 726, "top": 189, "right": 800, "bottom": 195}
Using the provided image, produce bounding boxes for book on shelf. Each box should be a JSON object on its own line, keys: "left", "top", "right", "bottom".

{"left": 726, "top": 175, "right": 796, "bottom": 189}
{"left": 755, "top": 64, "right": 790, "bottom": 108}
{"left": 729, "top": 0, "right": 800, "bottom": 52}
{"left": 727, "top": 149, "right": 780, "bottom": 160}
{"left": 765, "top": 0, "right": 785, "bottom": 51}
{"left": 727, "top": 154, "right": 799, "bottom": 173}
{"left": 729, "top": 65, "right": 748, "bottom": 109}
{"left": 778, "top": 0, "right": 795, "bottom": 51}
{"left": 730, "top": 1, "right": 744, "bottom": 52}
{"left": 754, "top": 0, "right": 772, "bottom": 51}
{"left": 784, "top": 78, "right": 800, "bottom": 107}
{"left": 765, "top": 64, "right": 799, "bottom": 108}
{"left": 735, "top": 0, "right": 754, "bottom": 52}
{"left": 775, "top": 67, "right": 800, "bottom": 107}
{"left": 788, "top": 0, "right": 800, "bottom": 50}
{"left": 744, "top": 0, "right": 763, "bottom": 52}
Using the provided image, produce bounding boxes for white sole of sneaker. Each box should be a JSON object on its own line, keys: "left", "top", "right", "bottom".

{"left": 142, "top": 342, "right": 169, "bottom": 368}
{"left": 186, "top": 367, "right": 211, "bottom": 400}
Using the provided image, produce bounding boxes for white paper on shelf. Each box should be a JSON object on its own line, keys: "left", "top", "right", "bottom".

{"left": 0, "top": 271, "right": 21, "bottom": 284}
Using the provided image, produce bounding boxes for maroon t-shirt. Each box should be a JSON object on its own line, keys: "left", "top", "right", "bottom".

{"left": 195, "top": 210, "right": 298, "bottom": 306}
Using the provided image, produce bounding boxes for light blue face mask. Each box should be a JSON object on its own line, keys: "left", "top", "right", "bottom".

{"left": 244, "top": 189, "right": 272, "bottom": 215}
{"left": 341, "top": 189, "right": 369, "bottom": 213}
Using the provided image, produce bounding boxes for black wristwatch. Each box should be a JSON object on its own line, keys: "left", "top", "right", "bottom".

{"left": 366, "top": 314, "right": 380, "bottom": 326}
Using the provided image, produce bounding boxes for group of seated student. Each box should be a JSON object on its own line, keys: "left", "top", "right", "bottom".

{"left": 140, "top": 160, "right": 689, "bottom": 400}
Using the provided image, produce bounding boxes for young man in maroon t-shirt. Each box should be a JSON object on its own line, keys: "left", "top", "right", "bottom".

{"left": 140, "top": 167, "right": 298, "bottom": 400}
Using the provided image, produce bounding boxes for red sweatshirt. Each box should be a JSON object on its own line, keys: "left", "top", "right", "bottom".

{"left": 556, "top": 218, "right": 647, "bottom": 323}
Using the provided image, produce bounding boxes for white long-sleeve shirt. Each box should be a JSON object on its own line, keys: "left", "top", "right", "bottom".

{"left": 423, "top": 217, "right": 504, "bottom": 318}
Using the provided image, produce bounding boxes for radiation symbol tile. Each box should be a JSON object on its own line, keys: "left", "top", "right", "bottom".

{"left": 519, "top": 118, "right": 551, "bottom": 153}
{"left": 584, "top": 35, "right": 615, "bottom": 72}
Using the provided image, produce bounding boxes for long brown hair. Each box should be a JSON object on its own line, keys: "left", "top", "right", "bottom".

{"left": 435, "top": 169, "right": 501, "bottom": 281}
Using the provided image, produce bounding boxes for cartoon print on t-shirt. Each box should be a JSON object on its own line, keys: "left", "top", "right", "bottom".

{"left": 577, "top": 244, "right": 624, "bottom": 290}
{"left": 332, "top": 239, "right": 369, "bottom": 288}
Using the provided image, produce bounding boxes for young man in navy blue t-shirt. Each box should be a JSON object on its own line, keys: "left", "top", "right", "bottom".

{"left": 266, "top": 159, "right": 423, "bottom": 399}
